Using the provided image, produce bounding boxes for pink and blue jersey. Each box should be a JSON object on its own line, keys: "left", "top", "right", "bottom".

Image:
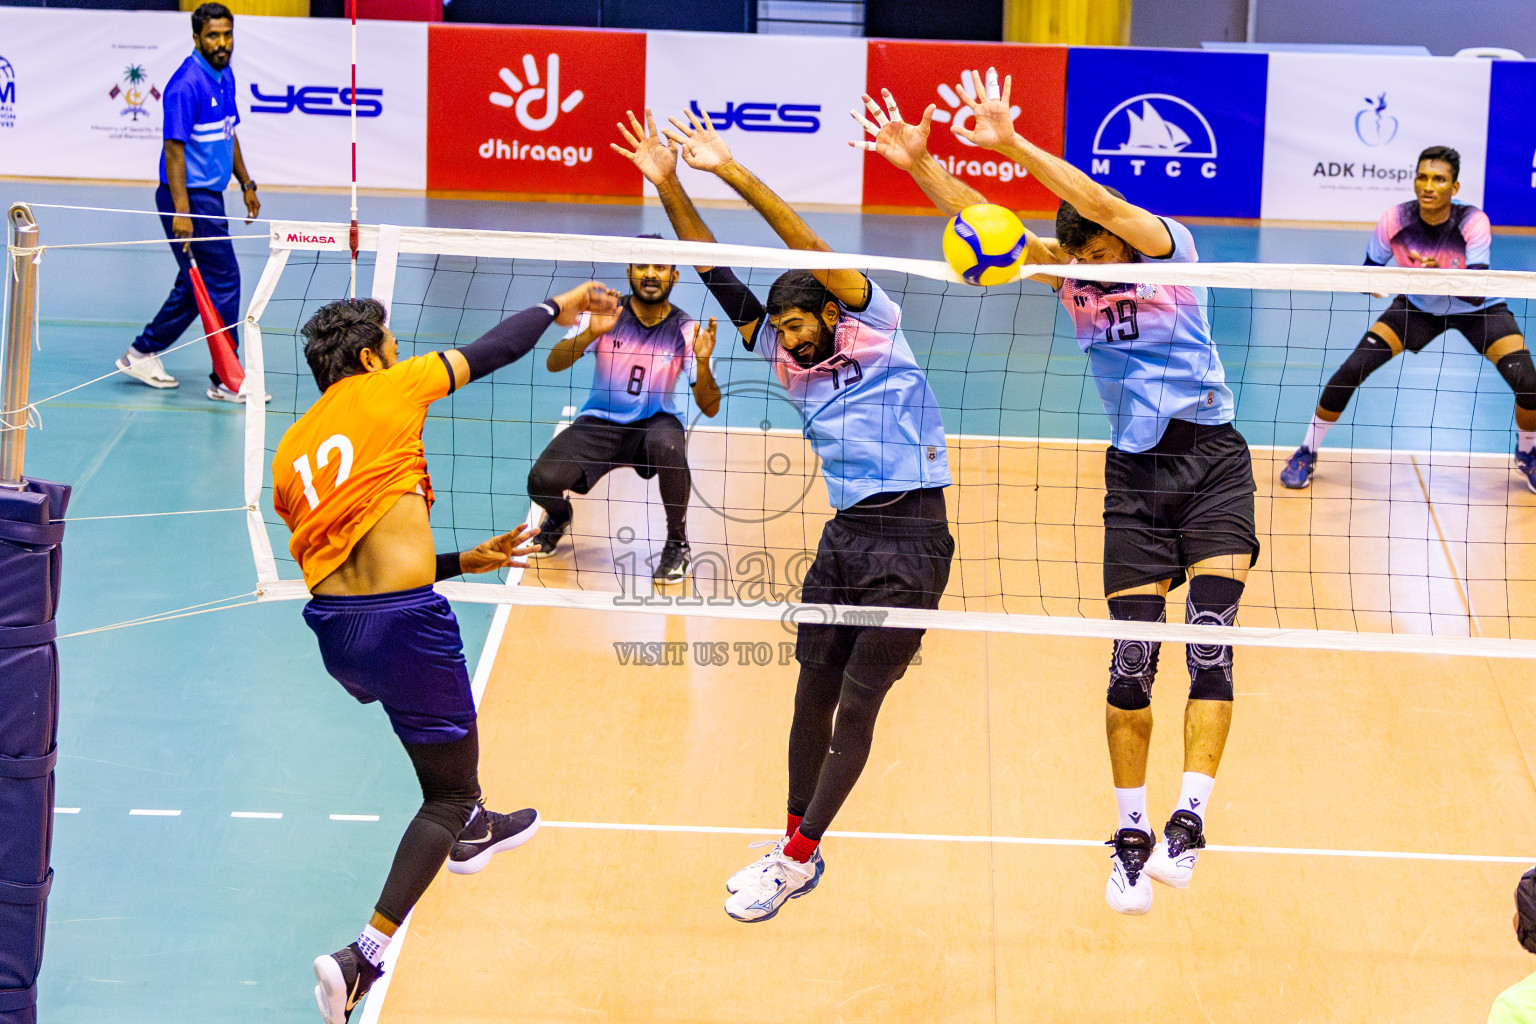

{"left": 756, "top": 281, "right": 951, "bottom": 509}
{"left": 1058, "top": 217, "right": 1232, "bottom": 454}
{"left": 567, "top": 304, "right": 700, "bottom": 424}
{"left": 1366, "top": 200, "right": 1496, "bottom": 316}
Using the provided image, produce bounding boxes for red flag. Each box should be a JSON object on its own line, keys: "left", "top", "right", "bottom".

{"left": 186, "top": 257, "right": 245, "bottom": 393}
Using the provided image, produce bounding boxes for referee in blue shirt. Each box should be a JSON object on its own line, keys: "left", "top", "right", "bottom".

{"left": 119, "top": 2, "right": 259, "bottom": 402}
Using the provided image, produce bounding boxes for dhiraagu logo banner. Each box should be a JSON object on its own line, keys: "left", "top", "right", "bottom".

{"left": 1064, "top": 48, "right": 1268, "bottom": 219}
{"left": 1260, "top": 53, "right": 1490, "bottom": 222}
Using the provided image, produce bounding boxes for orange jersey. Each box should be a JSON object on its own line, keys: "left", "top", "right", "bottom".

{"left": 273, "top": 354, "right": 454, "bottom": 589}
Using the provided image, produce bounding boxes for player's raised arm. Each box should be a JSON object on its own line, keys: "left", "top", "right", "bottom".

{"left": 440, "top": 281, "right": 619, "bottom": 389}
{"left": 614, "top": 107, "right": 764, "bottom": 349}
{"left": 665, "top": 109, "right": 868, "bottom": 310}
{"left": 854, "top": 86, "right": 1066, "bottom": 286}
{"left": 954, "top": 67, "right": 1174, "bottom": 260}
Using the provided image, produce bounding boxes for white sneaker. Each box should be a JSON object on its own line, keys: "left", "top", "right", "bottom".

{"left": 1145, "top": 810, "right": 1207, "bottom": 889}
{"left": 1105, "top": 828, "right": 1154, "bottom": 915}
{"left": 724, "top": 848, "right": 821, "bottom": 922}
{"left": 206, "top": 383, "right": 271, "bottom": 404}
{"left": 116, "top": 347, "right": 178, "bottom": 389}
{"left": 725, "top": 836, "right": 826, "bottom": 894}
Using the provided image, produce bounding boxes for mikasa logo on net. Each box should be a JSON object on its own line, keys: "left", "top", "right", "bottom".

{"left": 480, "top": 52, "right": 593, "bottom": 166}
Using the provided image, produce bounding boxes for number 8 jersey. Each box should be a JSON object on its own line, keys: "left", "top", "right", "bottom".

{"left": 1058, "top": 217, "right": 1233, "bottom": 454}
{"left": 273, "top": 354, "right": 453, "bottom": 589}
{"left": 569, "top": 304, "right": 700, "bottom": 423}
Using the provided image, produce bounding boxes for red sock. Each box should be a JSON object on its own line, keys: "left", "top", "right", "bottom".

{"left": 785, "top": 813, "right": 803, "bottom": 837}
{"left": 783, "top": 828, "right": 819, "bottom": 863}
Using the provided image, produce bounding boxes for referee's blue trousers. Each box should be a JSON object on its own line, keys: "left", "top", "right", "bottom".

{"left": 134, "top": 184, "right": 242, "bottom": 381}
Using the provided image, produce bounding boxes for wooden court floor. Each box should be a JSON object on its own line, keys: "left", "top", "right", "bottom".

{"left": 379, "top": 432, "right": 1536, "bottom": 1023}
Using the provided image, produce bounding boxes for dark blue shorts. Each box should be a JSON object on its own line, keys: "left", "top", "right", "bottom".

{"left": 302, "top": 585, "right": 475, "bottom": 745}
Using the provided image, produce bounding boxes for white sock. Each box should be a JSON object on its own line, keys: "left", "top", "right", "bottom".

{"left": 1301, "top": 415, "right": 1335, "bottom": 453}
{"left": 356, "top": 923, "right": 392, "bottom": 967}
{"left": 1176, "top": 772, "right": 1216, "bottom": 823}
{"left": 1114, "top": 785, "right": 1149, "bottom": 834}
{"left": 1518, "top": 430, "right": 1536, "bottom": 455}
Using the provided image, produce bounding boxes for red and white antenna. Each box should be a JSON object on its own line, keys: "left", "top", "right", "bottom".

{"left": 347, "top": 0, "right": 359, "bottom": 298}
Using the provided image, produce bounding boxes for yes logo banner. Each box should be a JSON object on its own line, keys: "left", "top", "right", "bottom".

{"left": 861, "top": 40, "right": 1067, "bottom": 212}
{"left": 644, "top": 31, "right": 867, "bottom": 206}
{"left": 1484, "top": 60, "right": 1536, "bottom": 227}
{"left": 1260, "top": 53, "right": 1490, "bottom": 222}
{"left": 1064, "top": 48, "right": 1267, "bottom": 219}
{"left": 427, "top": 25, "right": 646, "bottom": 196}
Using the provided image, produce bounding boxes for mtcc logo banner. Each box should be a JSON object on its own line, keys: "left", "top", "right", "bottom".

{"left": 1065, "top": 48, "right": 1266, "bottom": 218}
{"left": 0, "top": 54, "right": 14, "bottom": 129}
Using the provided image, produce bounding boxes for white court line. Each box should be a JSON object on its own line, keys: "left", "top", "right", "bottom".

{"left": 538, "top": 819, "right": 1535, "bottom": 866}
{"left": 329, "top": 814, "right": 380, "bottom": 822}
{"left": 230, "top": 811, "right": 283, "bottom": 820}
{"left": 357, "top": 425, "right": 558, "bottom": 1024}
{"left": 128, "top": 809, "right": 180, "bottom": 817}
{"left": 53, "top": 807, "right": 80, "bottom": 814}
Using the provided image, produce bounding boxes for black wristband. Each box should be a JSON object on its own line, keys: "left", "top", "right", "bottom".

{"left": 434, "top": 551, "right": 462, "bottom": 581}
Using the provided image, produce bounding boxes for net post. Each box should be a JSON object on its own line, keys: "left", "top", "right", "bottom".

{"left": 2, "top": 203, "right": 40, "bottom": 491}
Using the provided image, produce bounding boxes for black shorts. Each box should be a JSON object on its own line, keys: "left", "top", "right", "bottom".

{"left": 1102, "top": 421, "right": 1259, "bottom": 595}
{"left": 536, "top": 411, "right": 683, "bottom": 488}
{"left": 795, "top": 488, "right": 955, "bottom": 668}
{"left": 1372, "top": 296, "right": 1522, "bottom": 355}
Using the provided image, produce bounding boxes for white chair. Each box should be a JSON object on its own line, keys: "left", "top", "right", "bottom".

{"left": 1454, "top": 46, "right": 1525, "bottom": 60}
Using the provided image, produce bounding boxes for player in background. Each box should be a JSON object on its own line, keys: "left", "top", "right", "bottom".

{"left": 855, "top": 70, "right": 1257, "bottom": 915}
{"left": 1279, "top": 146, "right": 1536, "bottom": 492}
{"left": 273, "top": 282, "right": 618, "bottom": 1023}
{"left": 120, "top": 3, "right": 261, "bottom": 401}
{"left": 617, "top": 108, "right": 954, "bottom": 922}
{"left": 526, "top": 244, "right": 720, "bottom": 584}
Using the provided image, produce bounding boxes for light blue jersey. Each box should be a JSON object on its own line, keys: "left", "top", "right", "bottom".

{"left": 1057, "top": 218, "right": 1233, "bottom": 453}
{"left": 756, "top": 281, "right": 951, "bottom": 509}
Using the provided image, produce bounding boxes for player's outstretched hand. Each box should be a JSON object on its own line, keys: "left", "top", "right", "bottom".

{"left": 850, "top": 89, "right": 934, "bottom": 172}
{"left": 691, "top": 316, "right": 717, "bottom": 361}
{"left": 663, "top": 109, "right": 733, "bottom": 174}
{"left": 952, "top": 67, "right": 1017, "bottom": 151}
{"left": 461, "top": 523, "right": 541, "bottom": 573}
{"left": 612, "top": 108, "right": 678, "bottom": 185}
{"left": 550, "top": 281, "right": 621, "bottom": 327}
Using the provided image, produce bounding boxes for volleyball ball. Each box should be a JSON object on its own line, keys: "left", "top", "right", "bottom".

{"left": 943, "top": 204, "right": 1027, "bottom": 286}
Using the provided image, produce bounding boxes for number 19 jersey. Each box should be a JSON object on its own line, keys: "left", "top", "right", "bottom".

{"left": 1058, "top": 217, "right": 1233, "bottom": 454}
{"left": 272, "top": 354, "right": 453, "bottom": 589}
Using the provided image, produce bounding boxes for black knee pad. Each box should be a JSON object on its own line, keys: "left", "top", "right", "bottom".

{"left": 1186, "top": 574, "right": 1244, "bottom": 701}
{"left": 1319, "top": 335, "right": 1395, "bottom": 416}
{"left": 1107, "top": 594, "right": 1165, "bottom": 711}
{"left": 1496, "top": 350, "right": 1536, "bottom": 411}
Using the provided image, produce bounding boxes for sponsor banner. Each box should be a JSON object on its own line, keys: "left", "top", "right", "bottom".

{"left": 643, "top": 31, "right": 866, "bottom": 206}
{"left": 0, "top": 8, "right": 186, "bottom": 179}
{"left": 1064, "top": 48, "right": 1267, "bottom": 220}
{"left": 1260, "top": 53, "right": 1490, "bottom": 222}
{"left": 1484, "top": 61, "right": 1536, "bottom": 228}
{"left": 427, "top": 25, "right": 646, "bottom": 196}
{"left": 0, "top": 9, "right": 425, "bottom": 189}
{"left": 234, "top": 17, "right": 426, "bottom": 191}
{"left": 862, "top": 41, "right": 1067, "bottom": 212}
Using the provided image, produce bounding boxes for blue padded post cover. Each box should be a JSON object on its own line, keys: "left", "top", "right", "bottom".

{"left": 0, "top": 478, "right": 68, "bottom": 1024}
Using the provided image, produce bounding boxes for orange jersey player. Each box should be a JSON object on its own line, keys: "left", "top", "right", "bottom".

{"left": 273, "top": 281, "right": 617, "bottom": 1024}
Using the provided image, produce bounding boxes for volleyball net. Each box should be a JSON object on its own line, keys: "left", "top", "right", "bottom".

{"left": 241, "top": 220, "right": 1536, "bottom": 659}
